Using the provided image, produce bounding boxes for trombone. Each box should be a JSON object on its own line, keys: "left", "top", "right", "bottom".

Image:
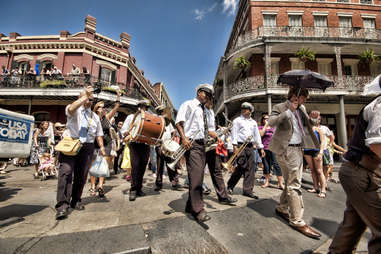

{"left": 221, "top": 135, "right": 253, "bottom": 172}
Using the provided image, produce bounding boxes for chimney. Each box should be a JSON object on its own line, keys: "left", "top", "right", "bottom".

{"left": 85, "top": 15, "right": 97, "bottom": 34}
{"left": 120, "top": 32, "right": 131, "bottom": 50}
{"left": 9, "top": 32, "right": 20, "bottom": 41}
{"left": 60, "top": 30, "right": 70, "bottom": 39}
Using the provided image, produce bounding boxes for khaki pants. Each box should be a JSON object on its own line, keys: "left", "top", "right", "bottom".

{"left": 329, "top": 162, "right": 381, "bottom": 254}
{"left": 276, "top": 146, "right": 305, "bottom": 226}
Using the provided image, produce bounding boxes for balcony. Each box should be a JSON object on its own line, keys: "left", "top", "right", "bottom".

{"left": 0, "top": 74, "right": 143, "bottom": 102}
{"left": 228, "top": 26, "right": 381, "bottom": 55}
{"left": 223, "top": 75, "right": 373, "bottom": 102}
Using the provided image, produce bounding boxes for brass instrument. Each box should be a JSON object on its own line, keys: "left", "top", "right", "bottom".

{"left": 167, "top": 130, "right": 200, "bottom": 170}
{"left": 205, "top": 112, "right": 233, "bottom": 152}
{"left": 221, "top": 135, "right": 253, "bottom": 172}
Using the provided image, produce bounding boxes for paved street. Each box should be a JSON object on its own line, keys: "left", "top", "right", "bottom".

{"left": 0, "top": 163, "right": 370, "bottom": 254}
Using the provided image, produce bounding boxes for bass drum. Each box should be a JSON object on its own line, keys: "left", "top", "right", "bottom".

{"left": 130, "top": 111, "right": 165, "bottom": 145}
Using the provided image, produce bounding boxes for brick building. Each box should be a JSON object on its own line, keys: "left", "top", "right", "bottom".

{"left": 0, "top": 15, "right": 173, "bottom": 123}
{"left": 214, "top": 0, "right": 381, "bottom": 148}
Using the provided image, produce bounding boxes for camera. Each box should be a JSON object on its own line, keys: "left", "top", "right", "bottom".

{"left": 93, "top": 83, "right": 102, "bottom": 94}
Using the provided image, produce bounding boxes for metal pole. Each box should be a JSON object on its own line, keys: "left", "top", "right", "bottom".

{"left": 339, "top": 95, "right": 347, "bottom": 149}
{"left": 28, "top": 96, "right": 32, "bottom": 115}
{"left": 267, "top": 94, "right": 272, "bottom": 114}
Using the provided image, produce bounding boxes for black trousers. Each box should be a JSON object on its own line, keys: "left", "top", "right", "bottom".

{"left": 113, "top": 144, "right": 125, "bottom": 174}
{"left": 206, "top": 149, "right": 228, "bottom": 200}
{"left": 155, "top": 146, "right": 179, "bottom": 187}
{"left": 227, "top": 145, "right": 256, "bottom": 194}
{"left": 129, "top": 142, "right": 150, "bottom": 192}
{"left": 55, "top": 143, "right": 95, "bottom": 212}
{"left": 262, "top": 149, "right": 282, "bottom": 176}
{"left": 185, "top": 141, "right": 206, "bottom": 215}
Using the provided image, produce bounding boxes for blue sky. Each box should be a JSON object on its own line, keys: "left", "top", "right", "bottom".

{"left": 0, "top": 0, "right": 238, "bottom": 109}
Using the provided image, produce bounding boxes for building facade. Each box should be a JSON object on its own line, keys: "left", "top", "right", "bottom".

{"left": 214, "top": 0, "right": 381, "bottom": 148}
{"left": 0, "top": 15, "right": 171, "bottom": 123}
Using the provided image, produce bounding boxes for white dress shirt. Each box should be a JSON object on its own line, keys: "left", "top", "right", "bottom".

{"left": 364, "top": 96, "right": 381, "bottom": 147}
{"left": 287, "top": 109, "right": 303, "bottom": 145}
{"left": 162, "top": 123, "right": 175, "bottom": 142}
{"left": 121, "top": 114, "right": 134, "bottom": 136}
{"left": 175, "top": 98, "right": 215, "bottom": 140}
{"left": 231, "top": 115, "right": 263, "bottom": 149}
{"left": 65, "top": 105, "right": 103, "bottom": 143}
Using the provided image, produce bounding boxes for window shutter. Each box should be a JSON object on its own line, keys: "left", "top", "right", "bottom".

{"left": 111, "top": 70, "right": 116, "bottom": 84}
{"left": 11, "top": 61, "right": 18, "bottom": 70}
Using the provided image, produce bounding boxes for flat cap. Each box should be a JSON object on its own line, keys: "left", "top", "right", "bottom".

{"left": 137, "top": 99, "right": 151, "bottom": 107}
{"left": 241, "top": 102, "right": 254, "bottom": 112}
{"left": 196, "top": 83, "right": 214, "bottom": 96}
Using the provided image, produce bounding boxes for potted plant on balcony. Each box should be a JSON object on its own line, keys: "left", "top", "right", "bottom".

{"left": 295, "top": 48, "right": 315, "bottom": 64}
{"left": 233, "top": 56, "right": 251, "bottom": 81}
{"left": 359, "top": 49, "right": 379, "bottom": 64}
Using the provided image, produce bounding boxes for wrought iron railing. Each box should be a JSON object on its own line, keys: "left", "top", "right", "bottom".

{"left": 0, "top": 73, "right": 143, "bottom": 100}
{"left": 222, "top": 74, "right": 373, "bottom": 100}
{"left": 228, "top": 26, "right": 381, "bottom": 55}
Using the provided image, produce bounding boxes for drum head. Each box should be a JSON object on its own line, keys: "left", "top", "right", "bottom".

{"left": 130, "top": 113, "right": 142, "bottom": 139}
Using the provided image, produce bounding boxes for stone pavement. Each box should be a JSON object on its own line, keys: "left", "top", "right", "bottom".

{"left": 0, "top": 163, "right": 371, "bottom": 254}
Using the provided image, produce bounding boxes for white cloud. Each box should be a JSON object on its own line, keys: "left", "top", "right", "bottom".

{"left": 193, "top": 3, "right": 218, "bottom": 21}
{"left": 222, "top": 0, "right": 238, "bottom": 16}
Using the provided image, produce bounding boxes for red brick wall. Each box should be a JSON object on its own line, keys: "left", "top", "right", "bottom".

{"left": 0, "top": 55, "right": 8, "bottom": 69}
{"left": 63, "top": 53, "right": 83, "bottom": 75}
{"left": 118, "top": 66, "right": 127, "bottom": 85}
{"left": 81, "top": 53, "right": 93, "bottom": 75}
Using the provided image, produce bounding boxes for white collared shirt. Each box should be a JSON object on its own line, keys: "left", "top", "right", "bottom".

{"left": 162, "top": 123, "right": 175, "bottom": 142}
{"left": 121, "top": 114, "right": 134, "bottom": 136}
{"left": 231, "top": 115, "right": 263, "bottom": 148}
{"left": 65, "top": 105, "right": 103, "bottom": 143}
{"left": 364, "top": 96, "right": 381, "bottom": 147}
{"left": 287, "top": 109, "right": 303, "bottom": 145}
{"left": 175, "top": 98, "right": 215, "bottom": 140}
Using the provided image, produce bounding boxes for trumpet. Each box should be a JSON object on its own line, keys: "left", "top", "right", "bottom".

{"left": 221, "top": 135, "right": 253, "bottom": 172}
{"left": 205, "top": 112, "right": 233, "bottom": 152}
{"left": 167, "top": 130, "right": 200, "bottom": 170}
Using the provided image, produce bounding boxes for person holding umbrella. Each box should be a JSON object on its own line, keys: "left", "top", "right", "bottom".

{"left": 268, "top": 86, "right": 322, "bottom": 239}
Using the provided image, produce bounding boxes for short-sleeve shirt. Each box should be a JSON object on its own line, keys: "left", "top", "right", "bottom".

{"left": 363, "top": 96, "right": 381, "bottom": 147}
{"left": 175, "top": 98, "right": 215, "bottom": 140}
{"left": 65, "top": 105, "right": 103, "bottom": 143}
{"left": 320, "top": 125, "right": 332, "bottom": 150}
{"left": 231, "top": 115, "right": 263, "bottom": 149}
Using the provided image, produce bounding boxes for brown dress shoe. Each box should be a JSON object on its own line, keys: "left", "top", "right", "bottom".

{"left": 196, "top": 210, "right": 211, "bottom": 223}
{"left": 291, "top": 224, "right": 321, "bottom": 239}
{"left": 275, "top": 209, "right": 289, "bottom": 222}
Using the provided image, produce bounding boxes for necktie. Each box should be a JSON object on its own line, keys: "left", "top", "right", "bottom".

{"left": 294, "top": 109, "right": 305, "bottom": 136}
{"left": 79, "top": 109, "right": 90, "bottom": 143}
{"left": 201, "top": 104, "right": 209, "bottom": 142}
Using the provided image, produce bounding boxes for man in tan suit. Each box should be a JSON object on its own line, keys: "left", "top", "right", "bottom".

{"left": 268, "top": 86, "right": 321, "bottom": 239}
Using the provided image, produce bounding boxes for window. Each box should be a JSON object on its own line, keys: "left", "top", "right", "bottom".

{"left": 32, "top": 112, "right": 50, "bottom": 123}
{"left": 337, "top": 0, "right": 349, "bottom": 2}
{"left": 339, "top": 16, "right": 353, "bottom": 37}
{"left": 360, "top": 0, "right": 372, "bottom": 4}
{"left": 314, "top": 16, "right": 328, "bottom": 27}
{"left": 363, "top": 18, "right": 375, "bottom": 29}
{"left": 316, "top": 59, "right": 333, "bottom": 75}
{"left": 343, "top": 59, "right": 359, "bottom": 76}
{"left": 289, "top": 15, "right": 302, "bottom": 27}
{"left": 18, "top": 62, "right": 30, "bottom": 74}
{"left": 290, "top": 58, "right": 305, "bottom": 70}
{"left": 263, "top": 14, "right": 277, "bottom": 27}
{"left": 370, "top": 61, "right": 381, "bottom": 76}
{"left": 99, "top": 66, "right": 116, "bottom": 85}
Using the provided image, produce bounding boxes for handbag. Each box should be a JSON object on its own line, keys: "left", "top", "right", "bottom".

{"left": 55, "top": 137, "right": 82, "bottom": 156}
{"left": 55, "top": 112, "right": 93, "bottom": 156}
{"left": 89, "top": 153, "right": 110, "bottom": 177}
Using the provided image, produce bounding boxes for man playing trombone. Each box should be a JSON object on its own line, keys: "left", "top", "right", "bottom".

{"left": 226, "top": 102, "right": 265, "bottom": 199}
{"left": 175, "top": 83, "right": 215, "bottom": 223}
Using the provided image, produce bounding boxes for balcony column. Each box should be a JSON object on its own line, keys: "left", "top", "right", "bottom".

{"left": 338, "top": 95, "right": 348, "bottom": 149}
{"left": 222, "top": 57, "right": 228, "bottom": 117}
{"left": 334, "top": 46, "right": 343, "bottom": 86}
{"left": 264, "top": 44, "right": 272, "bottom": 87}
{"left": 267, "top": 94, "right": 272, "bottom": 114}
{"left": 28, "top": 97, "right": 32, "bottom": 115}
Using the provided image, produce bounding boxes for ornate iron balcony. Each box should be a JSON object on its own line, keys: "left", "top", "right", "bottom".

{"left": 0, "top": 73, "right": 143, "bottom": 100}
{"left": 222, "top": 75, "right": 373, "bottom": 100}
{"left": 228, "top": 26, "right": 381, "bottom": 55}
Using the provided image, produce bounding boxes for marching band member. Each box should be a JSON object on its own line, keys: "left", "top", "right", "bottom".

{"left": 227, "top": 102, "right": 265, "bottom": 199}
{"left": 175, "top": 83, "right": 214, "bottom": 222}
{"left": 121, "top": 99, "right": 151, "bottom": 201}
{"left": 204, "top": 99, "right": 237, "bottom": 205}
{"left": 154, "top": 105, "right": 182, "bottom": 191}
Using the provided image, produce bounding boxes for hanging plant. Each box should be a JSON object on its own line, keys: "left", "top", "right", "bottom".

{"left": 233, "top": 56, "right": 251, "bottom": 80}
{"left": 359, "top": 49, "right": 379, "bottom": 64}
{"left": 295, "top": 48, "right": 315, "bottom": 63}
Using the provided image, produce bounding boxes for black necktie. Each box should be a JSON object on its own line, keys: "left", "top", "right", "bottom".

{"left": 201, "top": 104, "right": 209, "bottom": 142}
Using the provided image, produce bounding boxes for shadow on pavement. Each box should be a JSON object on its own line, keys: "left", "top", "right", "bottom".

{"left": 0, "top": 204, "right": 48, "bottom": 220}
{"left": 310, "top": 217, "right": 340, "bottom": 237}
{"left": 0, "top": 187, "right": 22, "bottom": 202}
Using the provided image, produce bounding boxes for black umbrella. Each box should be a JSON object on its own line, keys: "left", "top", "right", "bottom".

{"left": 277, "top": 69, "right": 334, "bottom": 91}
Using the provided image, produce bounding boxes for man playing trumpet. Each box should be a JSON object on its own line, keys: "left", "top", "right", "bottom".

{"left": 226, "top": 102, "right": 265, "bottom": 199}
{"left": 175, "top": 84, "right": 215, "bottom": 223}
